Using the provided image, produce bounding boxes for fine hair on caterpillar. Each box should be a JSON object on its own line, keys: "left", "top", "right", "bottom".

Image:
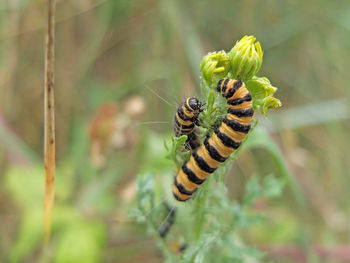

{"left": 140, "top": 85, "right": 200, "bottom": 128}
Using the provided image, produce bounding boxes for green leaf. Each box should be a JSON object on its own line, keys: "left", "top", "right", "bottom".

{"left": 4, "top": 166, "right": 44, "bottom": 210}
{"left": 136, "top": 173, "right": 155, "bottom": 212}
{"left": 244, "top": 128, "right": 306, "bottom": 208}
{"left": 207, "top": 89, "right": 215, "bottom": 111}
{"left": 55, "top": 222, "right": 106, "bottom": 263}
{"left": 8, "top": 208, "right": 43, "bottom": 263}
{"left": 128, "top": 208, "right": 146, "bottom": 223}
{"left": 175, "top": 135, "right": 188, "bottom": 149}
{"left": 262, "top": 174, "right": 285, "bottom": 198}
{"left": 243, "top": 175, "right": 262, "bottom": 206}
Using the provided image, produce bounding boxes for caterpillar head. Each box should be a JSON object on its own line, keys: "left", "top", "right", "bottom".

{"left": 188, "top": 98, "right": 204, "bottom": 113}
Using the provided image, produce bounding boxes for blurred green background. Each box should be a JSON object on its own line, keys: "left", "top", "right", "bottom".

{"left": 1, "top": 0, "right": 350, "bottom": 262}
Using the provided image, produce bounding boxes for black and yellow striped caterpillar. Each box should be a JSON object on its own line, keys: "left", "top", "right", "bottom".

{"left": 173, "top": 97, "right": 204, "bottom": 150}
{"left": 173, "top": 79, "right": 254, "bottom": 201}
{"left": 158, "top": 202, "right": 177, "bottom": 238}
{"left": 158, "top": 202, "right": 188, "bottom": 253}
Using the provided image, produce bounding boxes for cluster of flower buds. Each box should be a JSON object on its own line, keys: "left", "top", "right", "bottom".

{"left": 200, "top": 35, "right": 281, "bottom": 114}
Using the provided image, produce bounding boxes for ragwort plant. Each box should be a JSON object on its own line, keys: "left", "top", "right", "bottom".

{"left": 130, "top": 36, "right": 284, "bottom": 263}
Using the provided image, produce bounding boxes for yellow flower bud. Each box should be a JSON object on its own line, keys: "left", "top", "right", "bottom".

{"left": 229, "top": 35, "right": 263, "bottom": 81}
{"left": 200, "top": 51, "right": 230, "bottom": 87}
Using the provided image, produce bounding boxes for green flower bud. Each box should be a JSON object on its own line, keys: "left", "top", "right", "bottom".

{"left": 246, "top": 76, "right": 282, "bottom": 115}
{"left": 261, "top": 97, "right": 281, "bottom": 115}
{"left": 246, "top": 76, "right": 276, "bottom": 101}
{"left": 200, "top": 51, "right": 230, "bottom": 87}
{"left": 229, "top": 35, "right": 263, "bottom": 81}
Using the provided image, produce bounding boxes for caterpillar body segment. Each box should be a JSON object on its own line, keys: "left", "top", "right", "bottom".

{"left": 173, "top": 97, "right": 204, "bottom": 150}
{"left": 173, "top": 79, "right": 254, "bottom": 201}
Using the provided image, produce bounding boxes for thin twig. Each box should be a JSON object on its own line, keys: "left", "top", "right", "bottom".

{"left": 44, "top": 0, "right": 56, "bottom": 244}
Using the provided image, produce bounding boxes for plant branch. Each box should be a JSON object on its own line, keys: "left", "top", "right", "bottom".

{"left": 44, "top": 0, "right": 56, "bottom": 244}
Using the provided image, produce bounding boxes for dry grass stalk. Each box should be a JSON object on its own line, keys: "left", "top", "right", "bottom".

{"left": 44, "top": 0, "right": 56, "bottom": 244}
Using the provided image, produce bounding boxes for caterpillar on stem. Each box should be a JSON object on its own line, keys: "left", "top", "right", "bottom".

{"left": 173, "top": 79, "right": 254, "bottom": 201}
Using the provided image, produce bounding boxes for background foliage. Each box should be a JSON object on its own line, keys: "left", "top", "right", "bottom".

{"left": 1, "top": 0, "right": 350, "bottom": 262}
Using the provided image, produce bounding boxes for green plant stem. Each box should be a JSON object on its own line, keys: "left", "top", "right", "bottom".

{"left": 192, "top": 179, "right": 210, "bottom": 242}
{"left": 144, "top": 212, "right": 175, "bottom": 262}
